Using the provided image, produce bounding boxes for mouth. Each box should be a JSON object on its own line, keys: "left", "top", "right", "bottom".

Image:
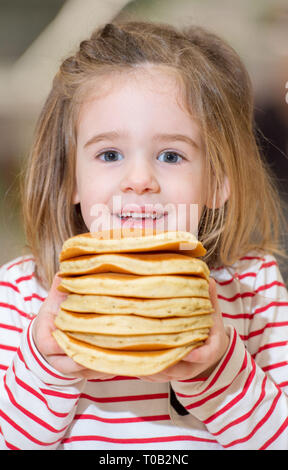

{"left": 115, "top": 212, "right": 164, "bottom": 220}
{"left": 112, "top": 206, "right": 168, "bottom": 227}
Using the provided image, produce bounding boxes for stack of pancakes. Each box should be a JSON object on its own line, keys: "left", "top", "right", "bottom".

{"left": 53, "top": 229, "right": 213, "bottom": 376}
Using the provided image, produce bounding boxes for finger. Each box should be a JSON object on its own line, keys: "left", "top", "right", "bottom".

{"left": 50, "top": 273, "right": 68, "bottom": 308}
{"left": 47, "top": 354, "right": 88, "bottom": 375}
{"left": 209, "top": 277, "right": 220, "bottom": 313}
{"left": 46, "top": 274, "right": 68, "bottom": 312}
{"left": 33, "top": 275, "right": 68, "bottom": 355}
{"left": 74, "top": 371, "right": 116, "bottom": 380}
{"left": 183, "top": 342, "right": 212, "bottom": 363}
{"left": 180, "top": 278, "right": 222, "bottom": 363}
{"left": 137, "top": 374, "right": 167, "bottom": 383}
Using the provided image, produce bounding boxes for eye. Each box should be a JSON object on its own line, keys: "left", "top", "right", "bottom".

{"left": 158, "top": 151, "right": 183, "bottom": 164}
{"left": 97, "top": 150, "right": 124, "bottom": 162}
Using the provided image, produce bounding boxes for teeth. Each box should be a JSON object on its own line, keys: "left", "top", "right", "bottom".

{"left": 117, "top": 212, "right": 163, "bottom": 219}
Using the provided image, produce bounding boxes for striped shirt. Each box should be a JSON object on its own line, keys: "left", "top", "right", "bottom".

{"left": 0, "top": 253, "right": 288, "bottom": 450}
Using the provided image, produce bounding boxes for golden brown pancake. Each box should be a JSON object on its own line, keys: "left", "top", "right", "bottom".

{"left": 59, "top": 229, "right": 206, "bottom": 261}
{"left": 52, "top": 329, "right": 200, "bottom": 376}
{"left": 59, "top": 273, "right": 209, "bottom": 298}
{"left": 59, "top": 252, "right": 210, "bottom": 279}
{"left": 60, "top": 294, "right": 213, "bottom": 317}
{"left": 68, "top": 328, "right": 210, "bottom": 350}
{"left": 54, "top": 309, "right": 213, "bottom": 335}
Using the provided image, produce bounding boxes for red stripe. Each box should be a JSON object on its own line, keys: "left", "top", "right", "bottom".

{"left": 240, "top": 256, "right": 265, "bottom": 261}
{"left": 5, "top": 441, "right": 20, "bottom": 450}
{"left": 0, "top": 426, "right": 20, "bottom": 450}
{"left": 260, "top": 416, "right": 288, "bottom": 450}
{"left": 238, "top": 272, "right": 256, "bottom": 279}
{"left": 61, "top": 433, "right": 217, "bottom": 445}
{"left": 222, "top": 301, "right": 288, "bottom": 320}
{"left": 15, "top": 273, "right": 35, "bottom": 284}
{"left": 237, "top": 352, "right": 248, "bottom": 376}
{"left": 6, "top": 257, "right": 34, "bottom": 270}
{"left": 262, "top": 361, "right": 288, "bottom": 372}
{"left": 211, "top": 265, "right": 224, "bottom": 271}
{"left": 0, "top": 302, "right": 34, "bottom": 320}
{"left": 201, "top": 328, "right": 237, "bottom": 391}
{"left": 176, "top": 328, "right": 237, "bottom": 400}
{"left": 203, "top": 354, "right": 256, "bottom": 424}
{"left": 223, "top": 312, "right": 254, "bottom": 320}
{"left": 253, "top": 341, "right": 288, "bottom": 357}
{"left": 254, "top": 301, "right": 288, "bottom": 315}
{"left": 24, "top": 293, "right": 46, "bottom": 302}
{"left": 3, "top": 374, "right": 68, "bottom": 434}
{"left": 218, "top": 292, "right": 254, "bottom": 302}
{"left": 16, "top": 348, "right": 29, "bottom": 371}
{"left": 0, "top": 322, "right": 23, "bottom": 333}
{"left": 215, "top": 272, "right": 256, "bottom": 286}
{"left": 240, "top": 321, "right": 288, "bottom": 341}
{"left": 178, "top": 353, "right": 248, "bottom": 413}
{"left": 74, "top": 413, "right": 170, "bottom": 424}
{"left": 0, "top": 364, "right": 8, "bottom": 371}
{"left": 0, "top": 409, "right": 62, "bottom": 447}
{"left": 215, "top": 260, "right": 278, "bottom": 287}
{"left": 278, "top": 381, "right": 288, "bottom": 388}
{"left": 256, "top": 280, "right": 286, "bottom": 293}
{"left": 11, "top": 363, "right": 70, "bottom": 418}
{"left": 215, "top": 277, "right": 234, "bottom": 286}
{"left": 224, "top": 388, "right": 281, "bottom": 448}
{"left": 26, "top": 321, "right": 75, "bottom": 382}
{"left": 218, "top": 282, "right": 286, "bottom": 303}
{"left": 80, "top": 392, "right": 168, "bottom": 403}
{"left": 0, "top": 343, "right": 18, "bottom": 352}
{"left": 212, "top": 376, "right": 267, "bottom": 436}
{"left": 260, "top": 260, "right": 277, "bottom": 270}
{"left": 184, "top": 383, "right": 231, "bottom": 410}
{"left": 177, "top": 377, "right": 206, "bottom": 383}
{"left": 0, "top": 281, "right": 20, "bottom": 293}
{"left": 40, "top": 388, "right": 81, "bottom": 399}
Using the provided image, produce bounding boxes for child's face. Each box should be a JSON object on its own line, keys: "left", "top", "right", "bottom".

{"left": 74, "top": 67, "right": 207, "bottom": 234}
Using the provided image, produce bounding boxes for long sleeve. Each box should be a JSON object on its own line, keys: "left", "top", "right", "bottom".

{"left": 171, "top": 254, "right": 288, "bottom": 449}
{"left": 0, "top": 258, "right": 86, "bottom": 450}
{"left": 2, "top": 254, "right": 288, "bottom": 449}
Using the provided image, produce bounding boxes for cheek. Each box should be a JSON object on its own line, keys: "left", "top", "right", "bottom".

{"left": 168, "top": 175, "right": 204, "bottom": 205}
{"left": 166, "top": 171, "right": 206, "bottom": 230}
{"left": 77, "top": 163, "right": 110, "bottom": 201}
{"left": 76, "top": 170, "right": 112, "bottom": 228}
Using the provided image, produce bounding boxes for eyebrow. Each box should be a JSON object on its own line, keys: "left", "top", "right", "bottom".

{"left": 83, "top": 131, "right": 199, "bottom": 149}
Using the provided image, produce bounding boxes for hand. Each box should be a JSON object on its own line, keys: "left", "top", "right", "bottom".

{"left": 137, "top": 277, "right": 230, "bottom": 382}
{"left": 32, "top": 274, "right": 115, "bottom": 380}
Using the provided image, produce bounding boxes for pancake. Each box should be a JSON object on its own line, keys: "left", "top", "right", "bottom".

{"left": 52, "top": 329, "right": 200, "bottom": 376}
{"left": 59, "top": 229, "right": 206, "bottom": 261}
{"left": 54, "top": 309, "right": 213, "bottom": 335}
{"left": 60, "top": 294, "right": 213, "bottom": 317}
{"left": 54, "top": 230, "right": 211, "bottom": 375}
{"left": 68, "top": 328, "right": 210, "bottom": 350}
{"left": 59, "top": 252, "right": 210, "bottom": 279}
{"left": 59, "top": 273, "right": 209, "bottom": 298}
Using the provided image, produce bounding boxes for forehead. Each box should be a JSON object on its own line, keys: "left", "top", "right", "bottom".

{"left": 76, "top": 65, "right": 191, "bottom": 122}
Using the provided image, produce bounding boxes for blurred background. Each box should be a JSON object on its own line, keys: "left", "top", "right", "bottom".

{"left": 0, "top": 0, "right": 287, "bottom": 280}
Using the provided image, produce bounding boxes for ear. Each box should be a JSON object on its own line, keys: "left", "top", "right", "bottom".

{"left": 72, "top": 183, "right": 80, "bottom": 205}
{"left": 205, "top": 175, "right": 230, "bottom": 209}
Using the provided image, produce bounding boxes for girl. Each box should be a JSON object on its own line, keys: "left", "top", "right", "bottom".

{"left": 1, "top": 21, "right": 288, "bottom": 450}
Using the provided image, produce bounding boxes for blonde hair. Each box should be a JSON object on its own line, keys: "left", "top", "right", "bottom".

{"left": 21, "top": 21, "right": 286, "bottom": 289}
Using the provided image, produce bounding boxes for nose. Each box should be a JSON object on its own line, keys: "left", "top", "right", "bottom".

{"left": 119, "top": 159, "right": 160, "bottom": 195}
